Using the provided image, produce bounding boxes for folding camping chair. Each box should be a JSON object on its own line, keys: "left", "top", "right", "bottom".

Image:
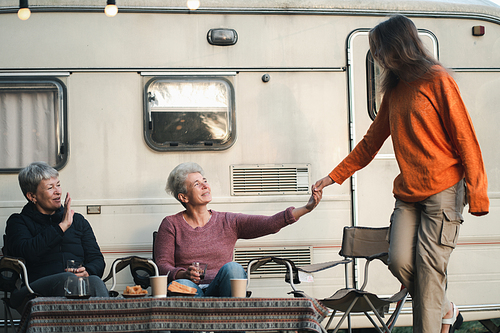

{"left": 246, "top": 256, "right": 351, "bottom": 297}
{"left": 102, "top": 256, "right": 159, "bottom": 296}
{"left": 0, "top": 256, "right": 35, "bottom": 333}
{"left": 319, "top": 226, "right": 408, "bottom": 333}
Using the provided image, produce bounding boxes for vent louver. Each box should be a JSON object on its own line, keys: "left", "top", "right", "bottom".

{"left": 231, "top": 164, "right": 310, "bottom": 195}
{"left": 234, "top": 247, "right": 311, "bottom": 277}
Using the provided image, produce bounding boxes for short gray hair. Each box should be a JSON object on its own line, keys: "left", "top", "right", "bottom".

{"left": 18, "top": 162, "right": 59, "bottom": 200}
{"left": 166, "top": 162, "right": 204, "bottom": 206}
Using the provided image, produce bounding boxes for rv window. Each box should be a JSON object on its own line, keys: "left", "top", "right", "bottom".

{"left": 0, "top": 79, "right": 67, "bottom": 173}
{"left": 144, "top": 77, "right": 235, "bottom": 151}
{"left": 366, "top": 51, "right": 384, "bottom": 120}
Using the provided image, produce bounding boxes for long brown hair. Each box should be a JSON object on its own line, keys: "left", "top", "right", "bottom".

{"left": 369, "top": 15, "right": 441, "bottom": 94}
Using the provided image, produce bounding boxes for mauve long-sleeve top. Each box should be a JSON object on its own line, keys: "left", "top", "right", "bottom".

{"left": 154, "top": 207, "right": 296, "bottom": 283}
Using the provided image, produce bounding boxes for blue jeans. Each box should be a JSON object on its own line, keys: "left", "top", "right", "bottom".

{"left": 170, "top": 261, "right": 247, "bottom": 297}
{"left": 11, "top": 272, "right": 109, "bottom": 311}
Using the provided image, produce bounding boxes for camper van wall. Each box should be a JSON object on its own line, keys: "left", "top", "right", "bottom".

{"left": 0, "top": 0, "right": 499, "bottom": 327}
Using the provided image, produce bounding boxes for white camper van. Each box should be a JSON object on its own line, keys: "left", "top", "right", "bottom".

{"left": 0, "top": 0, "right": 499, "bottom": 329}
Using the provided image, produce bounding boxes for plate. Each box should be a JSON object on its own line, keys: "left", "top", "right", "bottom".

{"left": 65, "top": 294, "right": 91, "bottom": 299}
{"left": 168, "top": 291, "right": 196, "bottom": 297}
{"left": 123, "top": 293, "right": 148, "bottom": 298}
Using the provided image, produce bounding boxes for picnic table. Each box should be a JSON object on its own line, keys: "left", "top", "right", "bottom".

{"left": 18, "top": 296, "right": 328, "bottom": 333}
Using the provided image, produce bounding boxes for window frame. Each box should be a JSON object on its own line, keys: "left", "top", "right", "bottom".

{"left": 366, "top": 30, "right": 439, "bottom": 121}
{"left": 143, "top": 76, "right": 236, "bottom": 152}
{"left": 366, "top": 51, "right": 381, "bottom": 121}
{"left": 0, "top": 77, "right": 68, "bottom": 173}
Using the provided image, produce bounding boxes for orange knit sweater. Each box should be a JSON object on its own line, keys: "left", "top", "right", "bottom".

{"left": 329, "top": 66, "right": 489, "bottom": 215}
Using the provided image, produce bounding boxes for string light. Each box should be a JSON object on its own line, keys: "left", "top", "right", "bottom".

{"left": 105, "top": 0, "right": 118, "bottom": 17}
{"left": 187, "top": 0, "right": 200, "bottom": 10}
{"left": 18, "top": 0, "right": 31, "bottom": 21}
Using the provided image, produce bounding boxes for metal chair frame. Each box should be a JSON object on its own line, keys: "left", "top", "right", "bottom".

{"left": 320, "top": 226, "right": 409, "bottom": 333}
{"left": 244, "top": 227, "right": 409, "bottom": 333}
{"left": 0, "top": 256, "right": 34, "bottom": 333}
{"left": 247, "top": 256, "right": 300, "bottom": 293}
{"left": 103, "top": 256, "right": 159, "bottom": 293}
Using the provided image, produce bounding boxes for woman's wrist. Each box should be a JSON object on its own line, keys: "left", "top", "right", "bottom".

{"left": 291, "top": 206, "right": 308, "bottom": 220}
{"left": 59, "top": 222, "right": 69, "bottom": 232}
{"left": 176, "top": 269, "right": 187, "bottom": 280}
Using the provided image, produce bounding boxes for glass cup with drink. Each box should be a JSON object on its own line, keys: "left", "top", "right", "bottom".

{"left": 192, "top": 262, "right": 207, "bottom": 283}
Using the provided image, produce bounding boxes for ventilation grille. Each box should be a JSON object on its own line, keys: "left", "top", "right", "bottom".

{"left": 234, "top": 247, "right": 311, "bottom": 278}
{"left": 231, "top": 164, "right": 310, "bottom": 196}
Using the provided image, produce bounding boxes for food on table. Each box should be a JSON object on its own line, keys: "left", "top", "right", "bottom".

{"left": 124, "top": 285, "right": 148, "bottom": 295}
{"left": 168, "top": 281, "right": 197, "bottom": 294}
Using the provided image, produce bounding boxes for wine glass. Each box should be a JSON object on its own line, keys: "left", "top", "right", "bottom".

{"left": 64, "top": 275, "right": 90, "bottom": 299}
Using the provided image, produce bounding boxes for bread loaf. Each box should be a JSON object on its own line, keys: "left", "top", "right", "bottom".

{"left": 168, "top": 281, "right": 197, "bottom": 294}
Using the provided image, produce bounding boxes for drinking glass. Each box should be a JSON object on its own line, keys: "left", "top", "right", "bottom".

{"left": 64, "top": 275, "right": 90, "bottom": 299}
{"left": 192, "top": 262, "right": 207, "bottom": 280}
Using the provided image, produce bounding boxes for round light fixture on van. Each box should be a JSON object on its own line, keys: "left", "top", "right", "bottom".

{"left": 207, "top": 29, "right": 238, "bottom": 46}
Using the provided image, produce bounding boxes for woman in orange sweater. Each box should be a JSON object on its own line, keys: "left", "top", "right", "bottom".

{"left": 314, "top": 15, "right": 489, "bottom": 333}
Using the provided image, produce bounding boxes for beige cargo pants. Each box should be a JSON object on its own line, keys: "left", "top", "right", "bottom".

{"left": 388, "top": 179, "right": 466, "bottom": 333}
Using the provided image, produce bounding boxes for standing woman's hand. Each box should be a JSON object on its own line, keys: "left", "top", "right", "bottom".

{"left": 59, "top": 193, "right": 74, "bottom": 232}
{"left": 313, "top": 176, "right": 334, "bottom": 192}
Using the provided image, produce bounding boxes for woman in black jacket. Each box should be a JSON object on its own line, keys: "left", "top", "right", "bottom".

{"left": 4, "top": 161, "right": 108, "bottom": 311}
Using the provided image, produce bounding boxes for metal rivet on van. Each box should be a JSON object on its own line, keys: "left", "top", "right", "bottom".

{"left": 262, "top": 74, "right": 270, "bottom": 82}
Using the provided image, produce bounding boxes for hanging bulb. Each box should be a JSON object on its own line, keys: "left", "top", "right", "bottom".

{"left": 18, "top": 0, "right": 31, "bottom": 20}
{"left": 186, "top": 0, "right": 200, "bottom": 10}
{"left": 18, "top": 7, "right": 31, "bottom": 20}
{"left": 105, "top": 0, "right": 118, "bottom": 17}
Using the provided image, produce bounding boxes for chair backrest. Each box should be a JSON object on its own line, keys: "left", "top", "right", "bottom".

{"left": 0, "top": 257, "right": 23, "bottom": 293}
{"left": 130, "top": 257, "right": 156, "bottom": 288}
{"left": 2, "top": 234, "right": 9, "bottom": 258}
{"left": 102, "top": 256, "right": 157, "bottom": 289}
{"left": 248, "top": 256, "right": 300, "bottom": 284}
{"left": 152, "top": 231, "right": 158, "bottom": 263}
{"left": 340, "top": 226, "right": 390, "bottom": 264}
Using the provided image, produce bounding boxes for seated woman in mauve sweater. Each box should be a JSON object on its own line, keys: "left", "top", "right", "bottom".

{"left": 154, "top": 162, "right": 322, "bottom": 297}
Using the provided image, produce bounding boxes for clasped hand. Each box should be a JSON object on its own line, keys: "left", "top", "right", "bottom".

{"left": 186, "top": 265, "right": 202, "bottom": 284}
{"left": 65, "top": 266, "right": 89, "bottom": 277}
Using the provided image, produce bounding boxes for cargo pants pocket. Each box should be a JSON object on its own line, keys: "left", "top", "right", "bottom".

{"left": 440, "top": 209, "right": 464, "bottom": 248}
{"left": 387, "top": 212, "right": 394, "bottom": 243}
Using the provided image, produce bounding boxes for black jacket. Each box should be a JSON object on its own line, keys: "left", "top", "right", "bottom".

{"left": 4, "top": 202, "right": 105, "bottom": 283}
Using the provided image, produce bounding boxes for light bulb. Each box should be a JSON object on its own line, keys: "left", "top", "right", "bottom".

{"left": 18, "top": 7, "right": 31, "bottom": 20}
{"left": 187, "top": 0, "right": 200, "bottom": 10}
{"left": 104, "top": 4, "right": 118, "bottom": 17}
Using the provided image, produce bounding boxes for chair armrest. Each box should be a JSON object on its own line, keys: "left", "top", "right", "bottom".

{"left": 298, "top": 259, "right": 352, "bottom": 274}
{"left": 103, "top": 256, "right": 159, "bottom": 291}
{"left": 0, "top": 256, "right": 35, "bottom": 294}
{"left": 247, "top": 256, "right": 300, "bottom": 292}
